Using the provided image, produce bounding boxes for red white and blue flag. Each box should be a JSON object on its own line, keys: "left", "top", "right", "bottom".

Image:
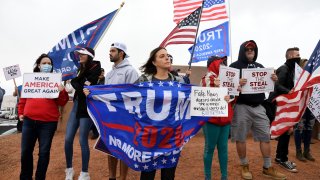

{"left": 271, "top": 40, "right": 320, "bottom": 138}
{"left": 160, "top": 7, "right": 201, "bottom": 47}
{"left": 86, "top": 82, "right": 208, "bottom": 171}
{"left": 173, "top": 0, "right": 228, "bottom": 24}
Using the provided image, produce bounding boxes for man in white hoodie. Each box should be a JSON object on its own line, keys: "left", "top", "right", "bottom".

{"left": 104, "top": 42, "right": 139, "bottom": 180}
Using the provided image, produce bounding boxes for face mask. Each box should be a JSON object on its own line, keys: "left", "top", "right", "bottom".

{"left": 40, "top": 64, "right": 52, "bottom": 73}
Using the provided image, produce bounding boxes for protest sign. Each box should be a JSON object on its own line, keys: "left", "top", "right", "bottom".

{"left": 3, "top": 64, "right": 21, "bottom": 81}
{"left": 219, "top": 66, "right": 240, "bottom": 96}
{"left": 294, "top": 63, "right": 303, "bottom": 86}
{"left": 21, "top": 73, "right": 62, "bottom": 98}
{"left": 308, "top": 84, "right": 320, "bottom": 121}
{"left": 241, "top": 68, "right": 274, "bottom": 94}
{"left": 190, "top": 86, "right": 228, "bottom": 117}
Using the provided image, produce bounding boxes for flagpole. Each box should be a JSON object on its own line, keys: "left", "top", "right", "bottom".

{"left": 227, "top": 0, "right": 233, "bottom": 63}
{"left": 187, "top": 0, "right": 206, "bottom": 69}
{"left": 93, "top": 2, "right": 125, "bottom": 50}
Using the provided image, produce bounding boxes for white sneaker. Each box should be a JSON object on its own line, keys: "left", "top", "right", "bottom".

{"left": 65, "top": 168, "right": 74, "bottom": 180}
{"left": 78, "top": 172, "right": 90, "bottom": 180}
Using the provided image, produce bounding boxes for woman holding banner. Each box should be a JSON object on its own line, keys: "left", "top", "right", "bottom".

{"left": 64, "top": 47, "right": 101, "bottom": 180}
{"left": 136, "top": 47, "right": 185, "bottom": 180}
{"left": 18, "top": 53, "right": 69, "bottom": 180}
{"left": 200, "top": 56, "right": 234, "bottom": 180}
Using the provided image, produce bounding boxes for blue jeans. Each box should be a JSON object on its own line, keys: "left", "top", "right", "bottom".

{"left": 294, "top": 108, "right": 315, "bottom": 151}
{"left": 20, "top": 117, "right": 57, "bottom": 180}
{"left": 64, "top": 100, "right": 93, "bottom": 172}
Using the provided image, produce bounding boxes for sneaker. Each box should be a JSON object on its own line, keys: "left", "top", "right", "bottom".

{"left": 240, "top": 164, "right": 252, "bottom": 179}
{"left": 65, "top": 168, "right": 74, "bottom": 180}
{"left": 78, "top": 172, "right": 90, "bottom": 180}
{"left": 277, "top": 161, "right": 298, "bottom": 173}
{"left": 275, "top": 158, "right": 296, "bottom": 168}
{"left": 263, "top": 166, "right": 286, "bottom": 180}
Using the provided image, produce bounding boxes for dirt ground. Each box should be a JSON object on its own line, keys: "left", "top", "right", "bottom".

{"left": 0, "top": 131, "right": 319, "bottom": 180}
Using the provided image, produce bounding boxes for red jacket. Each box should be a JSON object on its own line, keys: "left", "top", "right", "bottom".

{"left": 200, "top": 59, "right": 234, "bottom": 126}
{"left": 18, "top": 90, "right": 69, "bottom": 122}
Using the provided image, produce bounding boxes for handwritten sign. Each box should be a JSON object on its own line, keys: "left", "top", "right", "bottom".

{"left": 308, "top": 84, "right": 320, "bottom": 121}
{"left": 21, "top": 73, "right": 62, "bottom": 98}
{"left": 241, "top": 68, "right": 274, "bottom": 94}
{"left": 3, "top": 64, "right": 21, "bottom": 81}
{"left": 219, "top": 66, "right": 240, "bottom": 96}
{"left": 190, "top": 86, "right": 228, "bottom": 117}
{"left": 294, "top": 63, "right": 303, "bottom": 86}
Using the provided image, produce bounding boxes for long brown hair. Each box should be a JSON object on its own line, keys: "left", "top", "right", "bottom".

{"left": 33, "top": 53, "right": 54, "bottom": 73}
{"left": 140, "top": 47, "right": 166, "bottom": 75}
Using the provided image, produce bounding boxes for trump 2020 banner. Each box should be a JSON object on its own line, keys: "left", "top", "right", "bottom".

{"left": 48, "top": 9, "right": 117, "bottom": 80}
{"left": 189, "top": 21, "right": 229, "bottom": 63}
{"left": 86, "top": 82, "right": 209, "bottom": 171}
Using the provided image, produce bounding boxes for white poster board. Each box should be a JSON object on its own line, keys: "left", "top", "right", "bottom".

{"left": 294, "top": 63, "right": 303, "bottom": 86}
{"left": 241, "top": 68, "right": 274, "bottom": 94}
{"left": 3, "top": 64, "right": 21, "bottom": 81}
{"left": 190, "top": 86, "right": 228, "bottom": 117}
{"left": 308, "top": 84, "right": 320, "bottom": 121}
{"left": 219, "top": 66, "right": 240, "bottom": 96}
{"left": 21, "top": 73, "right": 62, "bottom": 98}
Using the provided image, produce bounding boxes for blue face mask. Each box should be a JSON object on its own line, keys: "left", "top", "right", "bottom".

{"left": 40, "top": 64, "right": 52, "bottom": 73}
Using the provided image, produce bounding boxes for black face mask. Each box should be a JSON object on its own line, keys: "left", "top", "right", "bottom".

{"left": 290, "top": 57, "right": 301, "bottom": 64}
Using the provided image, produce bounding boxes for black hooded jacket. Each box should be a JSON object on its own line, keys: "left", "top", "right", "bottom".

{"left": 229, "top": 40, "right": 266, "bottom": 106}
{"left": 71, "top": 60, "right": 101, "bottom": 118}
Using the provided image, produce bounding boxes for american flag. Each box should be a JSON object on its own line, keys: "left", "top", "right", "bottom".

{"left": 270, "top": 40, "right": 320, "bottom": 138}
{"left": 173, "top": 0, "right": 228, "bottom": 24}
{"left": 160, "top": 7, "right": 201, "bottom": 47}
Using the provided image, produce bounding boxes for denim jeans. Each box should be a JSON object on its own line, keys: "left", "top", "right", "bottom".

{"left": 64, "top": 100, "right": 93, "bottom": 172}
{"left": 20, "top": 117, "right": 57, "bottom": 180}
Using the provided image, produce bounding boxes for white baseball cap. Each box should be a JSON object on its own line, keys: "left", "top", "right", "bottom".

{"left": 75, "top": 47, "right": 95, "bottom": 58}
{"left": 111, "top": 42, "right": 129, "bottom": 58}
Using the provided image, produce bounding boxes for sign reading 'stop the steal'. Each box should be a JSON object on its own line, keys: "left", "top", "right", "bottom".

{"left": 241, "top": 68, "right": 275, "bottom": 94}
{"left": 21, "top": 73, "right": 62, "bottom": 98}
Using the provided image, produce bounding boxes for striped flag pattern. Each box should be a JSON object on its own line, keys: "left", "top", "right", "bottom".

{"left": 271, "top": 40, "right": 320, "bottom": 138}
{"left": 173, "top": 0, "right": 228, "bottom": 24}
{"left": 160, "top": 7, "right": 201, "bottom": 47}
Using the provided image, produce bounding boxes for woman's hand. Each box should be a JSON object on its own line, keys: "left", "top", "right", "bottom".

{"left": 84, "top": 81, "right": 91, "bottom": 86}
{"left": 58, "top": 84, "right": 65, "bottom": 92}
{"left": 83, "top": 88, "right": 90, "bottom": 96}
{"left": 213, "top": 78, "right": 220, "bottom": 87}
{"left": 224, "top": 95, "right": 230, "bottom": 102}
{"left": 19, "top": 115, "right": 24, "bottom": 121}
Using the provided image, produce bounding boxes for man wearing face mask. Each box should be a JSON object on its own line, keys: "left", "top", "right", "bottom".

{"left": 229, "top": 40, "right": 285, "bottom": 180}
{"left": 268, "top": 47, "right": 301, "bottom": 173}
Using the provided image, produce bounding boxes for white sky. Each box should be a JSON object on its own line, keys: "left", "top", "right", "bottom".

{"left": 1, "top": 0, "right": 319, "bottom": 94}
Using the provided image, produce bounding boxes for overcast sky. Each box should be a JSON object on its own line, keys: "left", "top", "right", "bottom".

{"left": 0, "top": 0, "right": 319, "bottom": 94}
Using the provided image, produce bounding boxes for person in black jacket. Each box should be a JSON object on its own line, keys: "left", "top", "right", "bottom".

{"left": 269, "top": 47, "right": 301, "bottom": 173}
{"left": 230, "top": 40, "right": 285, "bottom": 180}
{"left": 64, "top": 47, "right": 101, "bottom": 180}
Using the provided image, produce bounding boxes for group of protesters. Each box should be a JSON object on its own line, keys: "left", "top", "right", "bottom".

{"left": 16, "top": 40, "right": 318, "bottom": 180}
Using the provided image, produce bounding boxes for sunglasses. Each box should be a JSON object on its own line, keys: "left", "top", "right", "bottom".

{"left": 245, "top": 48, "right": 254, "bottom": 52}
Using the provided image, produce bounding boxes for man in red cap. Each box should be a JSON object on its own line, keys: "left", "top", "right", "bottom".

{"left": 229, "top": 40, "right": 286, "bottom": 180}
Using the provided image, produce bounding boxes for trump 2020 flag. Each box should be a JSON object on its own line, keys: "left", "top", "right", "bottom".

{"left": 86, "top": 82, "right": 208, "bottom": 171}
{"left": 189, "top": 21, "right": 229, "bottom": 63}
{"left": 48, "top": 10, "right": 118, "bottom": 80}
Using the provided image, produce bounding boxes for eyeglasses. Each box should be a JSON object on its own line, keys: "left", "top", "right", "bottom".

{"left": 245, "top": 48, "right": 254, "bottom": 52}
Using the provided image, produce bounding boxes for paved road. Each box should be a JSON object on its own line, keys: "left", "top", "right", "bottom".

{"left": 0, "top": 118, "right": 17, "bottom": 134}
